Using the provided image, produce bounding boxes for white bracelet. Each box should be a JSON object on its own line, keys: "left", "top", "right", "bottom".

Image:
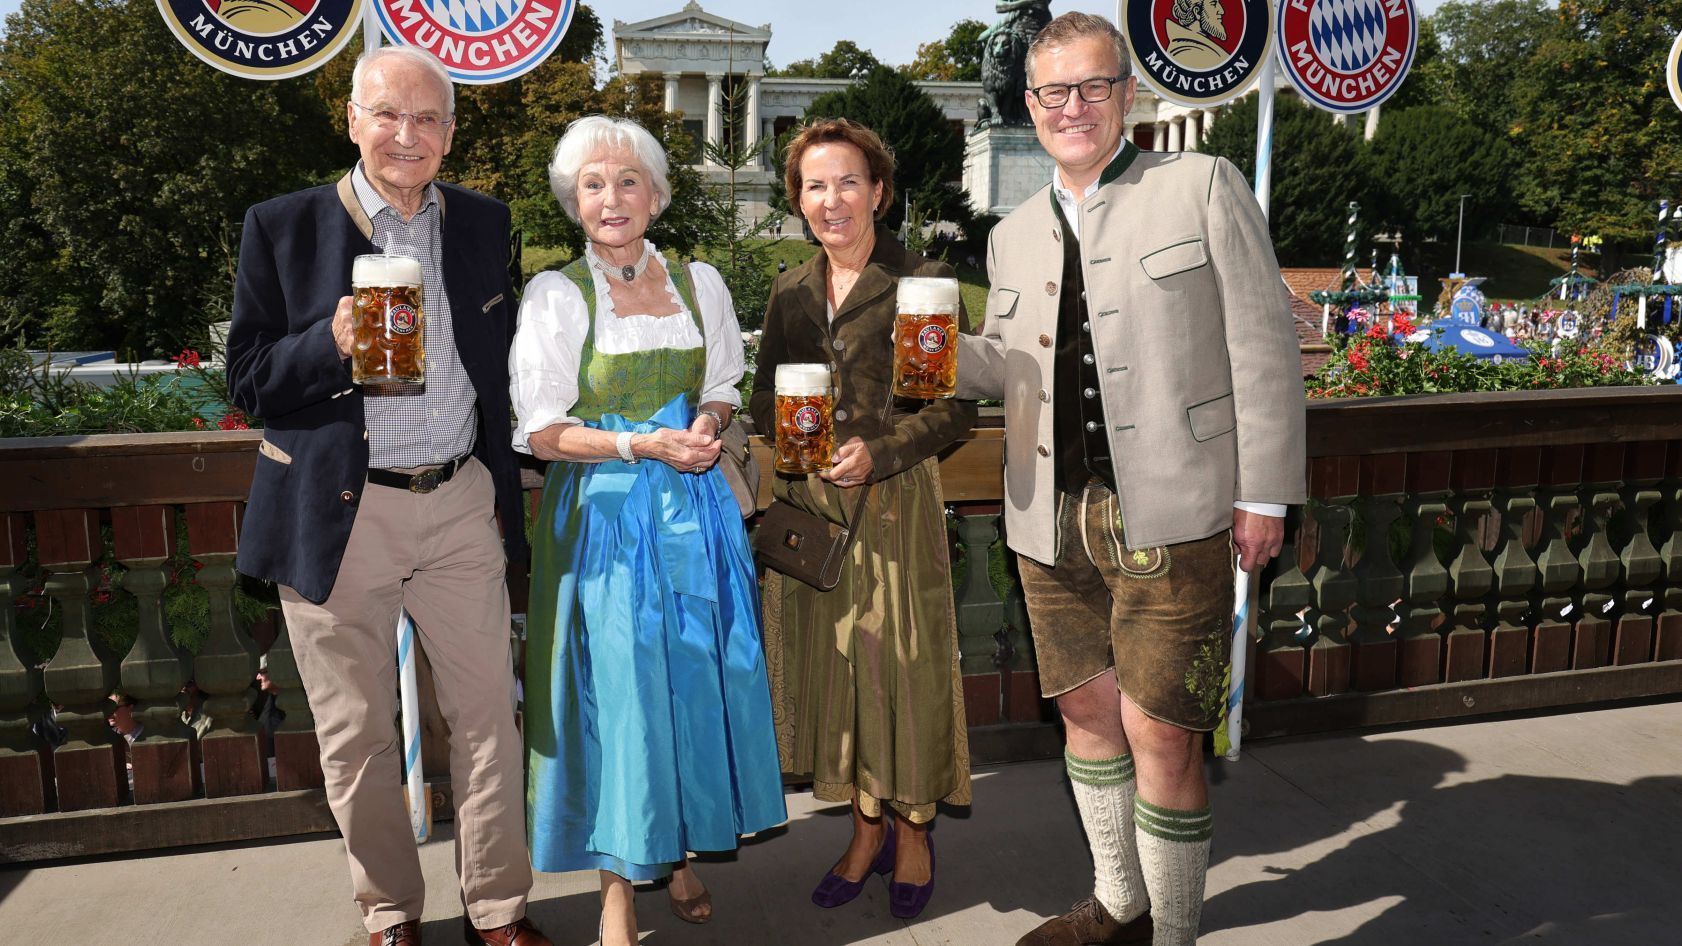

{"left": 697, "top": 408, "right": 727, "bottom": 441}
{"left": 616, "top": 430, "right": 639, "bottom": 464}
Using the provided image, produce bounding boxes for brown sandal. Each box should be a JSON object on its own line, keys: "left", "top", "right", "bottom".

{"left": 668, "top": 888, "right": 712, "bottom": 925}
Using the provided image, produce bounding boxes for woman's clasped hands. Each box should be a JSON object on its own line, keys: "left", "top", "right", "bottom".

{"left": 639, "top": 426, "right": 720, "bottom": 474}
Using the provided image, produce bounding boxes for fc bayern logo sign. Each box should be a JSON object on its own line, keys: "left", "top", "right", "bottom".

{"left": 1124, "top": 0, "right": 1274, "bottom": 107}
{"left": 156, "top": 0, "right": 364, "bottom": 79}
{"left": 1277, "top": 0, "right": 1417, "bottom": 114}
{"left": 376, "top": 0, "right": 574, "bottom": 84}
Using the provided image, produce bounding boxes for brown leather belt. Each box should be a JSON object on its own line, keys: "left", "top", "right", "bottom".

{"left": 366, "top": 456, "right": 465, "bottom": 493}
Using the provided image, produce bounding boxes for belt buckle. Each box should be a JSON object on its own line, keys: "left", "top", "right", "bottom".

{"left": 409, "top": 468, "right": 441, "bottom": 493}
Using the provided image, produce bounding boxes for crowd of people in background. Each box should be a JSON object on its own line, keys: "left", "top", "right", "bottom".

{"left": 1479, "top": 303, "right": 1599, "bottom": 344}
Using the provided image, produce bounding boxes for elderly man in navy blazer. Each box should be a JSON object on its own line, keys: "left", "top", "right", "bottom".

{"left": 226, "top": 46, "right": 548, "bottom": 946}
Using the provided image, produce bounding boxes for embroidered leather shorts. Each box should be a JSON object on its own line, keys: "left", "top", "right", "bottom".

{"left": 1016, "top": 481, "right": 1235, "bottom": 732}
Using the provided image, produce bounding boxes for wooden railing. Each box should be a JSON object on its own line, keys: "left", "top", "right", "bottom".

{"left": 3, "top": 387, "right": 1680, "bottom": 859}
{"left": 1246, "top": 387, "right": 1682, "bottom": 735}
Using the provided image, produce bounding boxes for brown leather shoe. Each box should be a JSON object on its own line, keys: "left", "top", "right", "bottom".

{"left": 1015, "top": 896, "right": 1152, "bottom": 945}
{"left": 463, "top": 916, "right": 552, "bottom": 946}
{"left": 370, "top": 920, "right": 420, "bottom": 946}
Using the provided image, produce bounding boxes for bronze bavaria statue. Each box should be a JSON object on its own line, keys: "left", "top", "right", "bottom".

{"left": 977, "top": 0, "right": 1053, "bottom": 128}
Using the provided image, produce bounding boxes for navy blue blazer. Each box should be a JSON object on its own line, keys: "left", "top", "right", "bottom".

{"left": 227, "top": 174, "right": 530, "bottom": 604}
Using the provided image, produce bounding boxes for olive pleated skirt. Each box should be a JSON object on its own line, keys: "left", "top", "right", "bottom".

{"left": 760, "top": 456, "right": 971, "bottom": 821}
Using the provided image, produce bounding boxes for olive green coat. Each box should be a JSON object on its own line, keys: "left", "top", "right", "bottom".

{"left": 751, "top": 233, "right": 978, "bottom": 816}
{"left": 748, "top": 232, "right": 977, "bottom": 480}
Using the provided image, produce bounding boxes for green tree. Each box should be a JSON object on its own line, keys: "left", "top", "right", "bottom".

{"left": 1200, "top": 92, "right": 1373, "bottom": 266}
{"left": 1364, "top": 106, "right": 1513, "bottom": 251}
{"left": 692, "top": 82, "right": 777, "bottom": 330}
{"left": 1423, "top": 0, "right": 1556, "bottom": 131}
{"left": 1375, "top": 16, "right": 1445, "bottom": 111}
{"left": 769, "top": 40, "right": 883, "bottom": 79}
{"left": 771, "top": 66, "right": 969, "bottom": 232}
{"left": 0, "top": 0, "right": 344, "bottom": 356}
{"left": 1510, "top": 0, "right": 1682, "bottom": 247}
{"left": 903, "top": 19, "right": 986, "bottom": 81}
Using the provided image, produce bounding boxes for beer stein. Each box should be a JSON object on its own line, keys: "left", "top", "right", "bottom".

{"left": 351, "top": 254, "right": 425, "bottom": 385}
{"left": 773, "top": 363, "right": 835, "bottom": 475}
{"left": 892, "top": 276, "right": 960, "bottom": 399}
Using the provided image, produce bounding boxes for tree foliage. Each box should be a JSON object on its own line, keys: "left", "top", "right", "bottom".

{"left": 903, "top": 19, "right": 986, "bottom": 82}
{"left": 771, "top": 66, "right": 969, "bottom": 232}
{"left": 0, "top": 0, "right": 344, "bottom": 356}
{"left": 1422, "top": 0, "right": 1557, "bottom": 132}
{"left": 1365, "top": 106, "right": 1513, "bottom": 249}
{"left": 769, "top": 40, "right": 883, "bottom": 79}
{"left": 1510, "top": 0, "right": 1682, "bottom": 245}
{"left": 1200, "top": 94, "right": 1372, "bottom": 266}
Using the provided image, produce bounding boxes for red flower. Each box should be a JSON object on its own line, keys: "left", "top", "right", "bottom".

{"left": 1366, "top": 322, "right": 1389, "bottom": 339}
{"left": 192, "top": 416, "right": 206, "bottom": 429}
{"left": 1347, "top": 349, "right": 1370, "bottom": 371}
{"left": 217, "top": 408, "right": 250, "bottom": 431}
{"left": 173, "top": 349, "right": 202, "bottom": 368}
{"left": 1393, "top": 316, "right": 1416, "bottom": 336}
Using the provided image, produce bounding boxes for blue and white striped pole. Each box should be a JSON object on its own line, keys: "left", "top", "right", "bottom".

{"left": 1225, "top": 567, "right": 1257, "bottom": 761}
{"left": 397, "top": 609, "right": 429, "bottom": 844}
{"left": 1253, "top": 54, "right": 1277, "bottom": 218}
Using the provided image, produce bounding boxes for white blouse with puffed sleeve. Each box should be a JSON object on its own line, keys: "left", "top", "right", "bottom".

{"left": 508, "top": 241, "right": 746, "bottom": 454}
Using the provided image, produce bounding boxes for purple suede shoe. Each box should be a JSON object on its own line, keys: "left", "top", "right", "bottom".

{"left": 887, "top": 828, "right": 935, "bottom": 920}
{"left": 811, "top": 820, "right": 897, "bottom": 908}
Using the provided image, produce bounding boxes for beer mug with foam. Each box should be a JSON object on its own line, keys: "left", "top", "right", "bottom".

{"left": 773, "top": 363, "right": 834, "bottom": 474}
{"left": 892, "top": 276, "right": 960, "bottom": 399}
{"left": 351, "top": 254, "right": 425, "bottom": 385}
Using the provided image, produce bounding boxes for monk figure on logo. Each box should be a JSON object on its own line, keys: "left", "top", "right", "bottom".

{"left": 1165, "top": 0, "right": 1228, "bottom": 69}
{"left": 214, "top": 0, "right": 310, "bottom": 35}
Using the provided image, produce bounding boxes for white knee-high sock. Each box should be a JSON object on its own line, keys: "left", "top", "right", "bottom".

{"left": 1133, "top": 797, "right": 1213, "bottom": 946}
{"left": 1065, "top": 750, "right": 1148, "bottom": 922}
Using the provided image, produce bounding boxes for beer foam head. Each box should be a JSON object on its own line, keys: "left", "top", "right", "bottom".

{"left": 353, "top": 254, "right": 423, "bottom": 287}
{"left": 775, "top": 363, "right": 831, "bottom": 395}
{"left": 896, "top": 276, "right": 961, "bottom": 313}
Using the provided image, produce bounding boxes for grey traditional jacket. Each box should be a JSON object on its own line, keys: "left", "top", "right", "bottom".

{"left": 956, "top": 146, "right": 1307, "bottom": 565}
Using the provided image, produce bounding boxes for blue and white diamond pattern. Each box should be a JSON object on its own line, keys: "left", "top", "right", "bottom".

{"left": 429, "top": 0, "right": 519, "bottom": 34}
{"left": 1308, "top": 0, "right": 1388, "bottom": 74}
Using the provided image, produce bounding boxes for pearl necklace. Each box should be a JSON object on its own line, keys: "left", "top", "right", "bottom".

{"left": 591, "top": 242, "right": 653, "bottom": 283}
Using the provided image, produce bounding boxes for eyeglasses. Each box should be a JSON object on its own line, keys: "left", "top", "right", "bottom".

{"left": 352, "top": 102, "right": 454, "bottom": 135}
{"left": 1028, "top": 76, "right": 1125, "bottom": 109}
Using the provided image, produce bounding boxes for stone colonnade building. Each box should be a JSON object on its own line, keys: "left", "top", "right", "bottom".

{"left": 613, "top": 2, "right": 1331, "bottom": 225}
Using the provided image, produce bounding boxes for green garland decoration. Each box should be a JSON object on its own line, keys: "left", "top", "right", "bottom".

{"left": 1610, "top": 283, "right": 1682, "bottom": 296}
{"left": 1309, "top": 288, "right": 1391, "bottom": 306}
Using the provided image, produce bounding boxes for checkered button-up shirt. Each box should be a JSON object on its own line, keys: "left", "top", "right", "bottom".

{"left": 352, "top": 164, "right": 478, "bottom": 469}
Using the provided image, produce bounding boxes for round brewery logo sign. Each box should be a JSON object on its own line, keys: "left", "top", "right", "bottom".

{"left": 156, "top": 0, "right": 363, "bottom": 79}
{"left": 1667, "top": 32, "right": 1682, "bottom": 113}
{"left": 376, "top": 0, "right": 574, "bottom": 84}
{"left": 1278, "top": 0, "right": 1417, "bottom": 113}
{"left": 1124, "top": 0, "right": 1274, "bottom": 107}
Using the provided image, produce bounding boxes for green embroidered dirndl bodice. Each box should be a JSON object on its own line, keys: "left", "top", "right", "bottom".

{"left": 559, "top": 257, "right": 706, "bottom": 423}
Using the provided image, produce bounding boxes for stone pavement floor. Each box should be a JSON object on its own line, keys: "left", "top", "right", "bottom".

{"left": 1, "top": 701, "right": 1677, "bottom": 946}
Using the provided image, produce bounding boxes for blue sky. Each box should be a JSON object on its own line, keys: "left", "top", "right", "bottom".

{"left": 1, "top": 0, "right": 1453, "bottom": 70}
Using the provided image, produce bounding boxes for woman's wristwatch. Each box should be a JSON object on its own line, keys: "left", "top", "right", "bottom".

{"left": 697, "top": 408, "right": 729, "bottom": 441}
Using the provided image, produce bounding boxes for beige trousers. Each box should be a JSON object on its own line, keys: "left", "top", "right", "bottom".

{"left": 279, "top": 458, "right": 530, "bottom": 933}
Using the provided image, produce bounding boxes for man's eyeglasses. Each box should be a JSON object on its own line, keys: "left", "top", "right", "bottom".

{"left": 1028, "top": 76, "right": 1126, "bottom": 109}
{"left": 352, "top": 102, "right": 454, "bottom": 135}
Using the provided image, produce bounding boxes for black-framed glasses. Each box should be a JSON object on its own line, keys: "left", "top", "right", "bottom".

{"left": 1028, "top": 76, "right": 1125, "bottom": 108}
{"left": 352, "top": 101, "right": 454, "bottom": 135}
